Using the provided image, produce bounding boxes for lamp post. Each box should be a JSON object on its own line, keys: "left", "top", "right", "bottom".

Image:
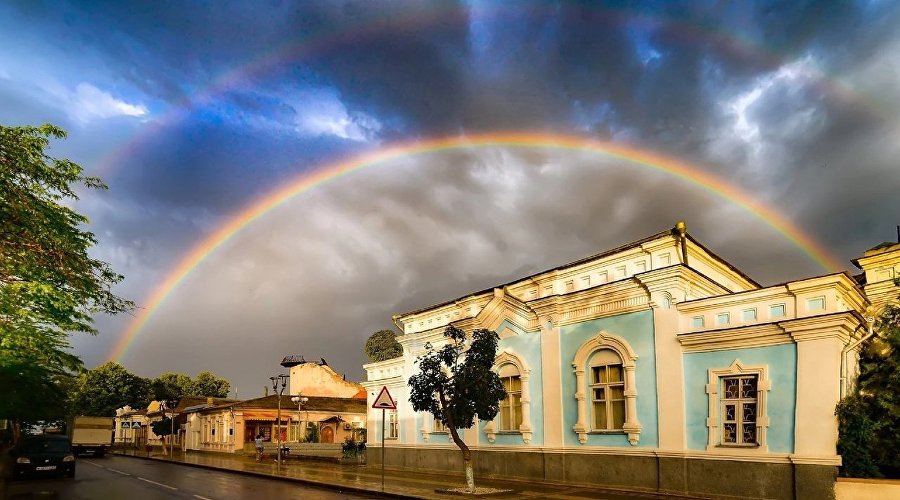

{"left": 291, "top": 395, "right": 309, "bottom": 442}
{"left": 270, "top": 374, "right": 289, "bottom": 466}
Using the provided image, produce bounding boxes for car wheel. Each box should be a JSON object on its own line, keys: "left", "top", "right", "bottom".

{"left": 66, "top": 469, "right": 75, "bottom": 479}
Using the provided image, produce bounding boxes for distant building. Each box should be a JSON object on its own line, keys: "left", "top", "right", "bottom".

{"left": 182, "top": 360, "right": 367, "bottom": 454}
{"left": 363, "top": 223, "right": 900, "bottom": 500}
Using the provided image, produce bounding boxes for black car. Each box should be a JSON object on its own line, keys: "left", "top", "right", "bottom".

{"left": 9, "top": 434, "right": 76, "bottom": 478}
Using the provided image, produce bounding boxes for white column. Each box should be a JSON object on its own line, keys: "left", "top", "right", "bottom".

{"left": 794, "top": 336, "right": 842, "bottom": 456}
{"left": 540, "top": 316, "right": 564, "bottom": 447}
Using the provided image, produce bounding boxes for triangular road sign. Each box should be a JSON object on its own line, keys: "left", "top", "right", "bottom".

{"left": 372, "top": 386, "right": 396, "bottom": 409}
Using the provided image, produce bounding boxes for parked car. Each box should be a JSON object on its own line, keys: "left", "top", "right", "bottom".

{"left": 8, "top": 434, "right": 76, "bottom": 479}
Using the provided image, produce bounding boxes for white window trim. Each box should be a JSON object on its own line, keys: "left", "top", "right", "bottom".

{"left": 572, "top": 331, "right": 641, "bottom": 445}
{"left": 484, "top": 350, "right": 533, "bottom": 444}
{"left": 706, "top": 359, "right": 770, "bottom": 452}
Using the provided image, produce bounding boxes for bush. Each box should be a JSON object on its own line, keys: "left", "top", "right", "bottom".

{"left": 836, "top": 394, "right": 880, "bottom": 478}
{"left": 341, "top": 437, "right": 366, "bottom": 458}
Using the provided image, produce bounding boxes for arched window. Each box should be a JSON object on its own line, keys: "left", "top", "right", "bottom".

{"left": 484, "top": 350, "right": 533, "bottom": 444}
{"left": 589, "top": 349, "right": 625, "bottom": 431}
{"left": 572, "top": 331, "right": 641, "bottom": 445}
{"left": 498, "top": 363, "right": 523, "bottom": 431}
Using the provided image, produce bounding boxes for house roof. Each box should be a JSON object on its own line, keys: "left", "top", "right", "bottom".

{"left": 200, "top": 395, "right": 367, "bottom": 415}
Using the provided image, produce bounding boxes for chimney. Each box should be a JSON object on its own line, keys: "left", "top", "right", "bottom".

{"left": 264, "top": 386, "right": 269, "bottom": 397}
{"left": 207, "top": 397, "right": 214, "bottom": 406}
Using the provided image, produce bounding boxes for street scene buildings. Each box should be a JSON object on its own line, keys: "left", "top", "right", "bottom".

{"left": 364, "top": 223, "right": 900, "bottom": 500}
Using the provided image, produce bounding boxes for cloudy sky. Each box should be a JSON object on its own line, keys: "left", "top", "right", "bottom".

{"left": 2, "top": 1, "right": 899, "bottom": 398}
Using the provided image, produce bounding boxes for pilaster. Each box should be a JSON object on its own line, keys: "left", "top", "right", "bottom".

{"left": 540, "top": 315, "right": 564, "bottom": 447}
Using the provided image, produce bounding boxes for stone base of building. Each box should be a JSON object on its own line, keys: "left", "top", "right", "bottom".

{"left": 369, "top": 446, "right": 837, "bottom": 500}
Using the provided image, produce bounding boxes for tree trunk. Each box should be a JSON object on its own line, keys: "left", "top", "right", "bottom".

{"left": 440, "top": 391, "right": 475, "bottom": 492}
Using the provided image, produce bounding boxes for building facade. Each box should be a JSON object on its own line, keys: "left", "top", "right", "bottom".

{"left": 363, "top": 224, "right": 900, "bottom": 500}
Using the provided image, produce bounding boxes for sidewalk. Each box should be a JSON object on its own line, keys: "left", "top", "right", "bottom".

{"left": 111, "top": 448, "right": 688, "bottom": 499}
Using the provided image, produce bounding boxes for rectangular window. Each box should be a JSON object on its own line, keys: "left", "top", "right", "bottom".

{"left": 720, "top": 375, "right": 758, "bottom": 445}
{"left": 634, "top": 261, "right": 646, "bottom": 273}
{"left": 716, "top": 312, "right": 730, "bottom": 326}
{"left": 615, "top": 266, "right": 626, "bottom": 279}
{"left": 769, "top": 304, "right": 785, "bottom": 318}
{"left": 543, "top": 285, "right": 553, "bottom": 296}
{"left": 388, "top": 411, "right": 399, "bottom": 439}
{"left": 565, "top": 280, "right": 574, "bottom": 292}
{"left": 742, "top": 308, "right": 757, "bottom": 322}
{"left": 692, "top": 316, "right": 705, "bottom": 328}
{"left": 807, "top": 296, "right": 825, "bottom": 311}
{"left": 433, "top": 418, "right": 447, "bottom": 433}
{"left": 581, "top": 276, "right": 591, "bottom": 288}
{"left": 499, "top": 375, "right": 523, "bottom": 431}
{"left": 658, "top": 253, "right": 671, "bottom": 266}
{"left": 598, "top": 271, "right": 608, "bottom": 284}
{"left": 590, "top": 363, "right": 625, "bottom": 430}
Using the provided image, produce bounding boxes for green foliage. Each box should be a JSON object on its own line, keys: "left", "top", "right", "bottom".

{"left": 0, "top": 123, "right": 132, "bottom": 423}
{"left": 836, "top": 395, "right": 881, "bottom": 478}
{"left": 151, "top": 417, "right": 175, "bottom": 438}
{"left": 364, "top": 329, "right": 403, "bottom": 362}
{"left": 341, "top": 436, "right": 366, "bottom": 458}
{"left": 151, "top": 373, "right": 194, "bottom": 401}
{"left": 836, "top": 296, "right": 900, "bottom": 478}
{"left": 71, "top": 362, "right": 151, "bottom": 417}
{"left": 191, "top": 371, "right": 230, "bottom": 397}
{"left": 305, "top": 423, "right": 319, "bottom": 443}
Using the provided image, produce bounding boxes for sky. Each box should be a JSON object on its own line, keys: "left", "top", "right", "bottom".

{"left": 2, "top": 0, "right": 899, "bottom": 400}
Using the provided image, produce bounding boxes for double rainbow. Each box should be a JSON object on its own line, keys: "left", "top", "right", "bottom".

{"left": 107, "top": 132, "right": 843, "bottom": 362}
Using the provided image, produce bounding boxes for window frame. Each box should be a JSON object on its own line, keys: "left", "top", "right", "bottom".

{"left": 484, "top": 351, "right": 533, "bottom": 444}
{"left": 706, "top": 360, "right": 770, "bottom": 452}
{"left": 589, "top": 356, "right": 626, "bottom": 432}
{"left": 572, "top": 331, "right": 641, "bottom": 445}
{"left": 388, "top": 410, "right": 399, "bottom": 439}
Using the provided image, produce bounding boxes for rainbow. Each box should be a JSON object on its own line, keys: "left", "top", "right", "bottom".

{"left": 107, "top": 132, "right": 844, "bottom": 362}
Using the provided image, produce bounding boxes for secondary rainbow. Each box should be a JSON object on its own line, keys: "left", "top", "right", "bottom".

{"left": 108, "top": 132, "right": 844, "bottom": 362}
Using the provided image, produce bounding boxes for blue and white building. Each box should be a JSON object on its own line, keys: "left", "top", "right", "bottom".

{"left": 363, "top": 223, "right": 900, "bottom": 499}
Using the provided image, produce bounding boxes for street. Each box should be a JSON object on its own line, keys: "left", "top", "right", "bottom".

{"left": 5, "top": 456, "right": 377, "bottom": 500}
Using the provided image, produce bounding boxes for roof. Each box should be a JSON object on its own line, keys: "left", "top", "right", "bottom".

{"left": 395, "top": 224, "right": 759, "bottom": 321}
{"left": 204, "top": 395, "right": 367, "bottom": 414}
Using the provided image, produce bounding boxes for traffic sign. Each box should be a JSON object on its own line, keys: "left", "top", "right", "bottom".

{"left": 131, "top": 422, "right": 142, "bottom": 429}
{"left": 372, "top": 386, "right": 396, "bottom": 409}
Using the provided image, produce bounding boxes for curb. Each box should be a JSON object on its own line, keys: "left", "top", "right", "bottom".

{"left": 112, "top": 452, "right": 424, "bottom": 500}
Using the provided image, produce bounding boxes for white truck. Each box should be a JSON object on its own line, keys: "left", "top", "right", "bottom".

{"left": 68, "top": 416, "right": 113, "bottom": 457}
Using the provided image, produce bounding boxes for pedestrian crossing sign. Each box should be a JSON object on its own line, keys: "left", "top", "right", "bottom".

{"left": 371, "top": 386, "right": 396, "bottom": 409}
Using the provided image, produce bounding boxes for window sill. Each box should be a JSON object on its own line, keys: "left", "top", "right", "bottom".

{"left": 588, "top": 430, "right": 625, "bottom": 435}
{"left": 429, "top": 431, "right": 448, "bottom": 435}
{"left": 385, "top": 437, "right": 399, "bottom": 440}
{"left": 716, "top": 444, "right": 760, "bottom": 449}
{"left": 496, "top": 431, "right": 521, "bottom": 435}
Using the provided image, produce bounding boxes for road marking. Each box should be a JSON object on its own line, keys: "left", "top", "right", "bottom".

{"left": 82, "top": 460, "right": 104, "bottom": 468}
{"left": 107, "top": 468, "right": 131, "bottom": 476}
{"left": 137, "top": 477, "right": 178, "bottom": 490}
{"left": 193, "top": 495, "right": 214, "bottom": 500}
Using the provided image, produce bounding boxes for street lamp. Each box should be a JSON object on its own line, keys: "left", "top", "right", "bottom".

{"left": 291, "top": 395, "right": 309, "bottom": 442}
{"left": 270, "top": 374, "right": 289, "bottom": 466}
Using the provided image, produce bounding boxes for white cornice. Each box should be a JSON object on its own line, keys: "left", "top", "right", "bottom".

{"left": 678, "top": 323, "right": 792, "bottom": 352}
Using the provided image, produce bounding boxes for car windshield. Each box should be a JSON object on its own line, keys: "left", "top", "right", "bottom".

{"left": 19, "top": 439, "right": 70, "bottom": 454}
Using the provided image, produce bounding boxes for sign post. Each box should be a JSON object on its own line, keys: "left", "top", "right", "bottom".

{"left": 372, "top": 386, "right": 396, "bottom": 492}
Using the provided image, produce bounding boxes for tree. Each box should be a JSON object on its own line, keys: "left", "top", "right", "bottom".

{"left": 70, "top": 362, "right": 150, "bottom": 417}
{"left": 151, "top": 373, "right": 194, "bottom": 401}
{"left": 364, "top": 329, "right": 403, "bottom": 362}
{"left": 190, "top": 371, "right": 230, "bottom": 397}
{"left": 408, "top": 326, "right": 505, "bottom": 492}
{"left": 836, "top": 293, "right": 900, "bottom": 478}
{"left": 0, "top": 124, "right": 132, "bottom": 427}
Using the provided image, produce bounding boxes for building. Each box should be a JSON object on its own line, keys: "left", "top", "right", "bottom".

{"left": 363, "top": 223, "right": 900, "bottom": 500}
{"left": 182, "top": 359, "right": 368, "bottom": 454}
{"left": 114, "top": 396, "right": 234, "bottom": 449}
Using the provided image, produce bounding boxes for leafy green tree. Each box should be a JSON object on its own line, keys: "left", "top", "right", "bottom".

{"left": 190, "top": 371, "right": 230, "bottom": 397}
{"left": 0, "top": 124, "right": 132, "bottom": 428}
{"left": 151, "top": 373, "right": 194, "bottom": 401}
{"left": 71, "top": 362, "right": 150, "bottom": 417}
{"left": 408, "top": 326, "right": 505, "bottom": 492}
{"left": 364, "top": 329, "right": 403, "bottom": 362}
{"left": 837, "top": 294, "right": 900, "bottom": 478}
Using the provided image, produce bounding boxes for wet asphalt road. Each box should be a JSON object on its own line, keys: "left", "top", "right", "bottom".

{"left": 4, "top": 455, "right": 377, "bottom": 500}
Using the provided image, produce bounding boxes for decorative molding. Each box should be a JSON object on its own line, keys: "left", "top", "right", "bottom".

{"left": 571, "top": 331, "right": 641, "bottom": 446}
{"left": 706, "top": 359, "right": 770, "bottom": 452}
{"left": 484, "top": 350, "right": 533, "bottom": 445}
{"left": 678, "top": 323, "right": 792, "bottom": 352}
